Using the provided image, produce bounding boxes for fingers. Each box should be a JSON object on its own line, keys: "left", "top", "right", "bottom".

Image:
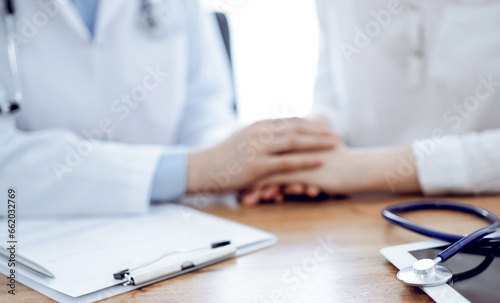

{"left": 246, "top": 117, "right": 340, "bottom": 155}
{"left": 240, "top": 186, "right": 284, "bottom": 206}
{"left": 268, "top": 117, "right": 333, "bottom": 136}
{"left": 256, "top": 172, "right": 303, "bottom": 189}
{"left": 261, "top": 185, "right": 285, "bottom": 203}
{"left": 240, "top": 188, "right": 262, "bottom": 207}
{"left": 284, "top": 183, "right": 306, "bottom": 195}
{"left": 264, "top": 154, "right": 322, "bottom": 176}
{"left": 306, "top": 185, "right": 321, "bottom": 198}
{"left": 240, "top": 184, "right": 320, "bottom": 207}
{"left": 306, "top": 114, "right": 330, "bottom": 126}
{"left": 284, "top": 184, "right": 321, "bottom": 197}
{"left": 262, "top": 185, "right": 280, "bottom": 200}
{"left": 250, "top": 118, "right": 333, "bottom": 140}
{"left": 267, "top": 133, "right": 338, "bottom": 154}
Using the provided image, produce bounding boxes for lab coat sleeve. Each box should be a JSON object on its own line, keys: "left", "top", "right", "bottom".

{"left": 0, "top": 117, "right": 165, "bottom": 216}
{"left": 310, "top": 0, "right": 348, "bottom": 136}
{"left": 175, "top": 0, "right": 237, "bottom": 147}
{"left": 412, "top": 128, "right": 500, "bottom": 195}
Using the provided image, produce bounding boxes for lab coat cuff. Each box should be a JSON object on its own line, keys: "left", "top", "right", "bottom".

{"left": 412, "top": 136, "right": 470, "bottom": 195}
{"left": 150, "top": 146, "right": 188, "bottom": 202}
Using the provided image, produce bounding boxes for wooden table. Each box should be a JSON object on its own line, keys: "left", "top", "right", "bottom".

{"left": 3, "top": 195, "right": 499, "bottom": 303}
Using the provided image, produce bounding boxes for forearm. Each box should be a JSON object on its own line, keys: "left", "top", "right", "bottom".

{"left": 359, "top": 146, "right": 421, "bottom": 194}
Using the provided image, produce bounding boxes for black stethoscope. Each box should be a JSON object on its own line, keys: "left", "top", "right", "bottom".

{"left": 383, "top": 201, "right": 500, "bottom": 287}
{"left": 0, "top": 0, "right": 171, "bottom": 116}
{"left": 1, "top": 0, "right": 21, "bottom": 116}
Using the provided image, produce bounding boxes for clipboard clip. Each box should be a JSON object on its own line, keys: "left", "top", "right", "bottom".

{"left": 113, "top": 240, "right": 236, "bottom": 286}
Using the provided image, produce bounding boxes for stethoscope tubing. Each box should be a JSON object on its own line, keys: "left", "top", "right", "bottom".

{"left": 382, "top": 201, "right": 500, "bottom": 262}
{"left": 4, "top": 0, "right": 13, "bottom": 15}
{"left": 2, "top": 0, "right": 22, "bottom": 115}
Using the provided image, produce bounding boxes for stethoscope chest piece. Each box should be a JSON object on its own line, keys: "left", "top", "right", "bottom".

{"left": 383, "top": 200, "right": 500, "bottom": 287}
{"left": 397, "top": 258, "right": 452, "bottom": 287}
{"left": 139, "top": 0, "right": 182, "bottom": 40}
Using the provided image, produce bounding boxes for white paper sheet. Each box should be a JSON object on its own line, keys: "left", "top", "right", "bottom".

{"left": 0, "top": 204, "right": 277, "bottom": 302}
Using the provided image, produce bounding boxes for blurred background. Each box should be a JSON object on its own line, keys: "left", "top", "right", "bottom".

{"left": 203, "top": 0, "right": 319, "bottom": 124}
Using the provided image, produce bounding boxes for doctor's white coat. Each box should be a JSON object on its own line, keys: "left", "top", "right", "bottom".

{"left": 0, "top": 0, "right": 236, "bottom": 215}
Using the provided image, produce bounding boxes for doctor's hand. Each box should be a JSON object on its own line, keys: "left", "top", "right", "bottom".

{"left": 186, "top": 118, "right": 340, "bottom": 194}
{"left": 250, "top": 144, "right": 422, "bottom": 197}
{"left": 239, "top": 114, "right": 329, "bottom": 206}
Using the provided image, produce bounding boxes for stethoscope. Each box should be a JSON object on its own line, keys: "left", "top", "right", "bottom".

{"left": 383, "top": 201, "right": 500, "bottom": 287}
{"left": 0, "top": 0, "right": 171, "bottom": 116}
{"left": 1, "top": 0, "right": 21, "bottom": 116}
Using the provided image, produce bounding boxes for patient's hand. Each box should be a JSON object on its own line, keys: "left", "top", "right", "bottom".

{"left": 240, "top": 184, "right": 322, "bottom": 206}
{"left": 242, "top": 144, "right": 421, "bottom": 204}
{"left": 187, "top": 118, "right": 339, "bottom": 194}
{"left": 239, "top": 115, "right": 331, "bottom": 206}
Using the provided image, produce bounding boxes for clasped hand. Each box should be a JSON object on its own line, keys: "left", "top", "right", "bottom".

{"left": 187, "top": 117, "right": 420, "bottom": 205}
{"left": 187, "top": 117, "right": 338, "bottom": 195}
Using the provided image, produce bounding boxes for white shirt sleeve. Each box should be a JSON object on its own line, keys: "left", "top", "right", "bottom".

{"left": 175, "top": 0, "right": 237, "bottom": 147}
{"left": 0, "top": 117, "right": 165, "bottom": 216}
{"left": 413, "top": 128, "right": 500, "bottom": 195}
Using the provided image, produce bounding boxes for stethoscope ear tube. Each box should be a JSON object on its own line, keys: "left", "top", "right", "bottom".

{"left": 382, "top": 201, "right": 500, "bottom": 249}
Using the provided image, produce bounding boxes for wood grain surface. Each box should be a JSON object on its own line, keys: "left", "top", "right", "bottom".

{"left": 2, "top": 195, "right": 499, "bottom": 303}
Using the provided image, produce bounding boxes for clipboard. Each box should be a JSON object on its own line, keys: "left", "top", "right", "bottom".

{"left": 0, "top": 204, "right": 277, "bottom": 302}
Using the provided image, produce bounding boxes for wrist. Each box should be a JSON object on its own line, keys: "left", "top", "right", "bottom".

{"left": 187, "top": 148, "right": 211, "bottom": 193}
{"left": 359, "top": 146, "right": 421, "bottom": 193}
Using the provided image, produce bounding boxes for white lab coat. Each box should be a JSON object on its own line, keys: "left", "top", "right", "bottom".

{"left": 0, "top": 0, "right": 236, "bottom": 215}
{"left": 314, "top": 0, "right": 500, "bottom": 195}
